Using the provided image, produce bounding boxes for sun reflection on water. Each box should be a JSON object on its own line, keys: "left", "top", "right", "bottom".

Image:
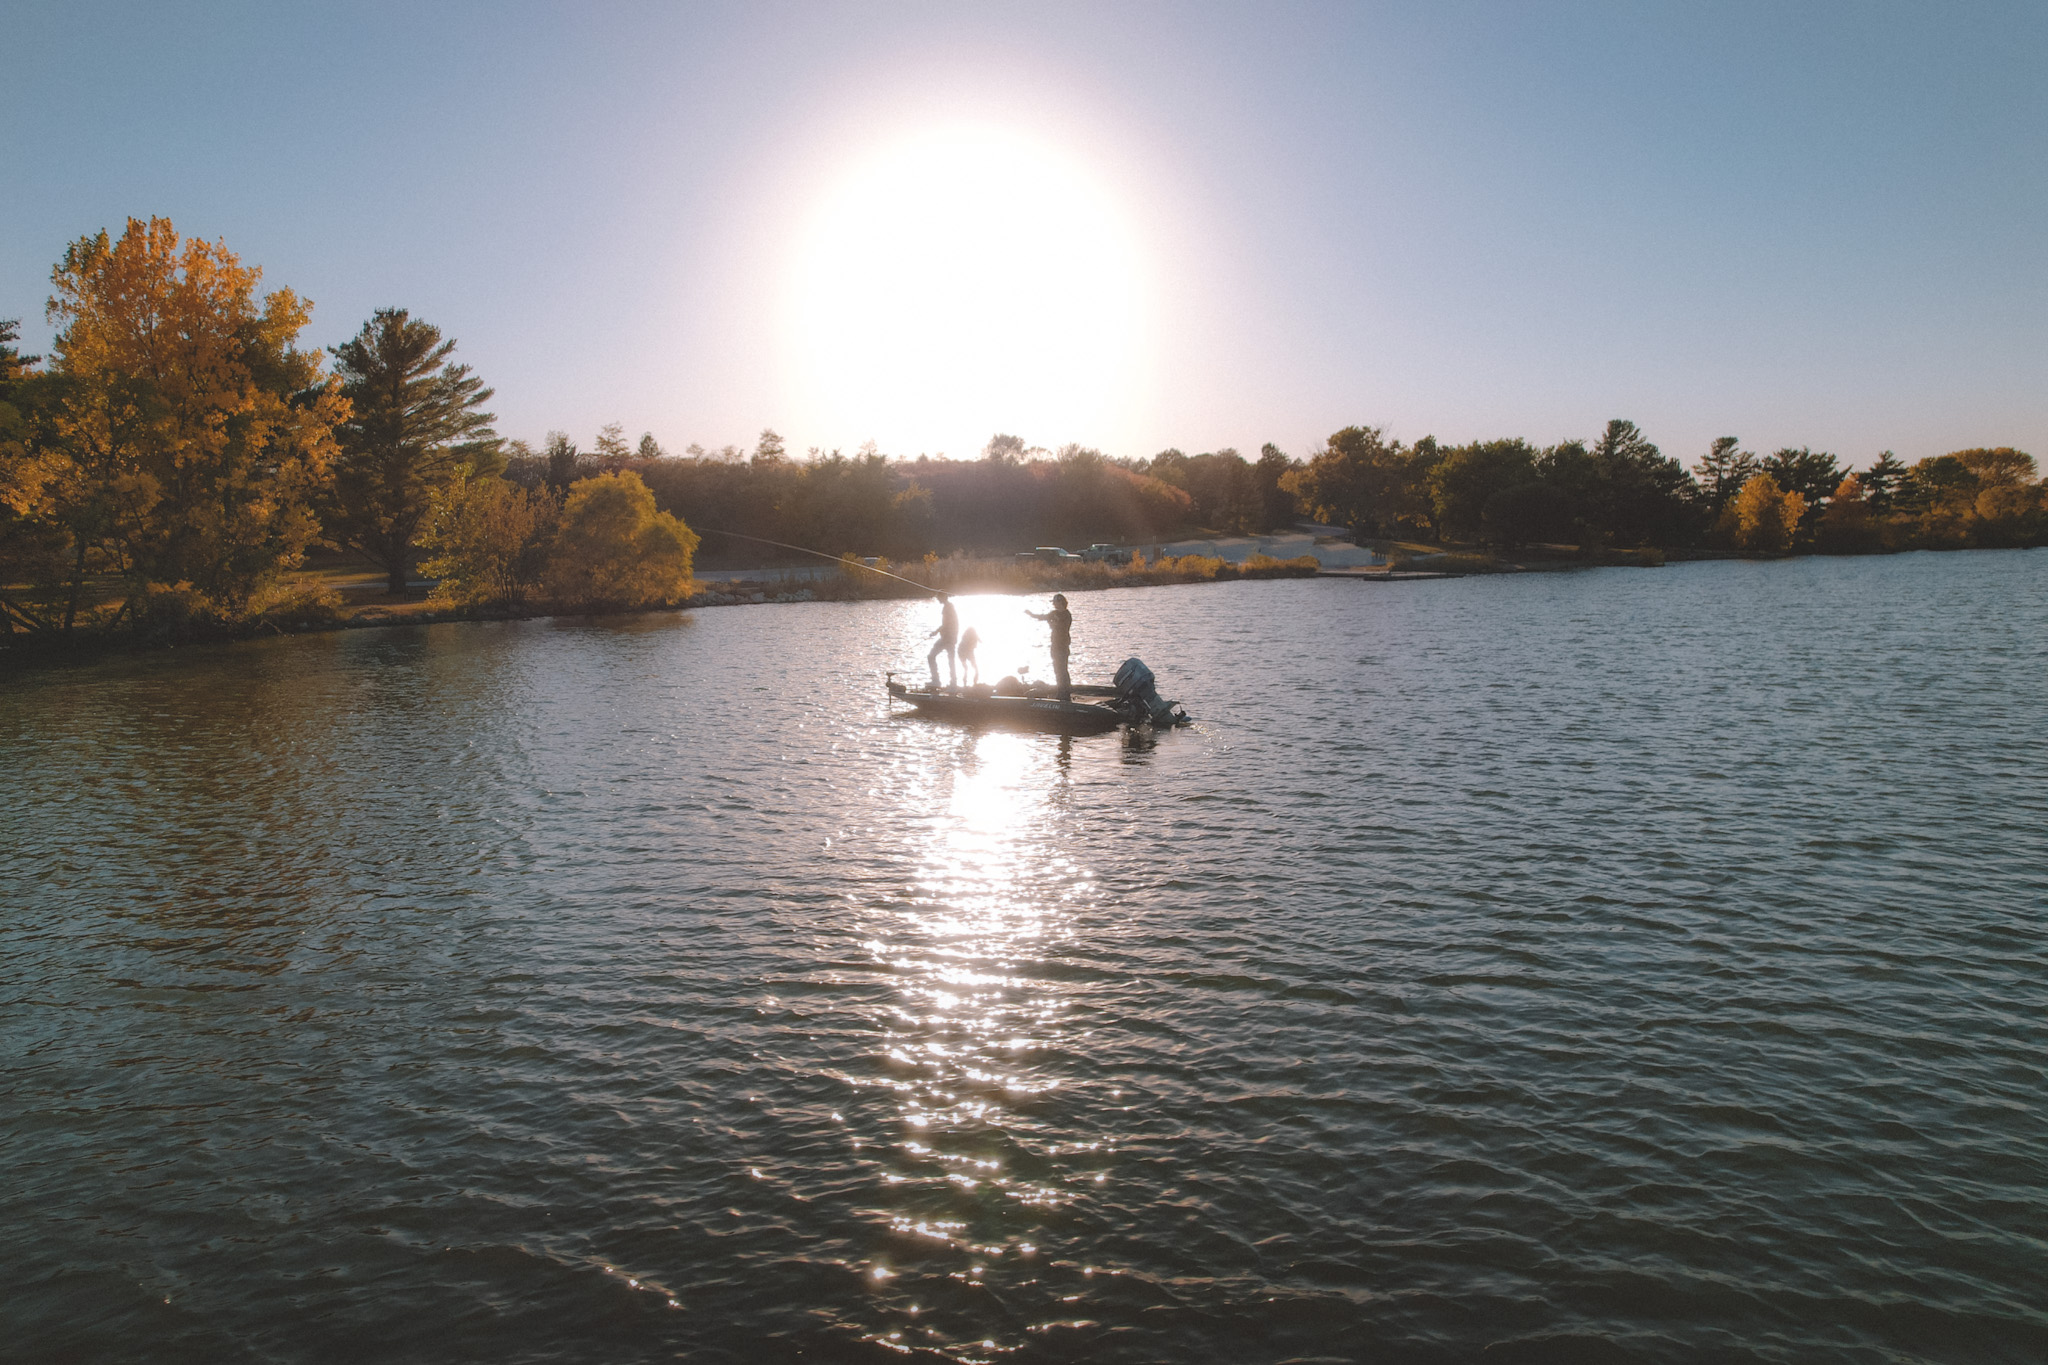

{"left": 852, "top": 727, "right": 1113, "bottom": 1356}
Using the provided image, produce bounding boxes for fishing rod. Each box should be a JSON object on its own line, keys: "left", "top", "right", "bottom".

{"left": 696, "top": 527, "right": 941, "bottom": 595}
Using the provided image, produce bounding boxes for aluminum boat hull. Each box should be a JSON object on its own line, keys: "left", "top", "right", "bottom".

{"left": 886, "top": 679, "right": 1126, "bottom": 735}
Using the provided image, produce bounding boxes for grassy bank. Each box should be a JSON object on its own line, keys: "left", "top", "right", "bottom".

{"left": 0, "top": 552, "right": 1321, "bottom": 666}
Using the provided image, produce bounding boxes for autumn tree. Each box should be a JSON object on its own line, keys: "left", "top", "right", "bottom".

{"left": 543, "top": 469, "right": 699, "bottom": 608}
{"left": 1726, "top": 472, "right": 1804, "bottom": 553}
{"left": 420, "top": 473, "right": 557, "bottom": 606}
{"left": 326, "top": 308, "right": 500, "bottom": 595}
{"left": 0, "top": 318, "right": 37, "bottom": 411}
{"left": 40, "top": 217, "right": 344, "bottom": 619}
{"left": 0, "top": 319, "right": 69, "bottom": 633}
{"left": 1950, "top": 448, "right": 2042, "bottom": 546}
{"left": 1949, "top": 447, "right": 2036, "bottom": 490}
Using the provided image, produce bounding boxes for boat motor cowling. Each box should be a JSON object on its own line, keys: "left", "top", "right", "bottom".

{"left": 1114, "top": 657, "right": 1183, "bottom": 725}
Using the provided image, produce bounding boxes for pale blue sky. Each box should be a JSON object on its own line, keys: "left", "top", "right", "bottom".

{"left": 4, "top": 1, "right": 2043, "bottom": 468}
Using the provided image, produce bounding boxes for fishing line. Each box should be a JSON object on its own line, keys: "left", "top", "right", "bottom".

{"left": 695, "top": 528, "right": 941, "bottom": 595}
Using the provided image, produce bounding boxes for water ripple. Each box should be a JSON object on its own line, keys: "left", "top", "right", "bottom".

{"left": 3, "top": 552, "right": 2046, "bottom": 1362}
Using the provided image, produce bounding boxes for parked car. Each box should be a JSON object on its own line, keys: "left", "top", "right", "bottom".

{"left": 1081, "top": 543, "right": 1129, "bottom": 564}
{"left": 1016, "top": 546, "right": 1082, "bottom": 563}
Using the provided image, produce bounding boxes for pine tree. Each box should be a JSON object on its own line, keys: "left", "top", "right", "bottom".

{"left": 328, "top": 308, "right": 500, "bottom": 595}
{"left": 1859, "top": 451, "right": 1907, "bottom": 514}
{"left": 1691, "top": 436, "right": 1758, "bottom": 518}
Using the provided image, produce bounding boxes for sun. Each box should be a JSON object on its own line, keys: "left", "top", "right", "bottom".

{"left": 785, "top": 124, "right": 1149, "bottom": 454}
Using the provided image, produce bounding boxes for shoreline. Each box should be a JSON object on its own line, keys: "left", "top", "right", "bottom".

{"left": 0, "top": 556, "right": 1317, "bottom": 670}
{"left": 6, "top": 542, "right": 2037, "bottom": 672}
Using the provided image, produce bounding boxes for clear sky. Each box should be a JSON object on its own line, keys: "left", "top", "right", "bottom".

{"left": 5, "top": 1, "right": 2044, "bottom": 469}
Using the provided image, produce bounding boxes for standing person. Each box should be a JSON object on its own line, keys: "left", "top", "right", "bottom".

{"left": 1026, "top": 593, "right": 1073, "bottom": 701}
{"left": 926, "top": 593, "right": 959, "bottom": 689}
{"left": 958, "top": 626, "right": 981, "bottom": 686}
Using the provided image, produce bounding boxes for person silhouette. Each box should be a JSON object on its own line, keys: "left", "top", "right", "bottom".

{"left": 958, "top": 626, "right": 981, "bottom": 686}
{"left": 1026, "top": 593, "right": 1073, "bottom": 701}
{"left": 926, "top": 593, "right": 959, "bottom": 688}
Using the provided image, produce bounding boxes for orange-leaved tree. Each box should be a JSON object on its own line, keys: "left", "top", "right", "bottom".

{"left": 1726, "top": 472, "right": 1805, "bottom": 553}
{"left": 543, "top": 470, "right": 698, "bottom": 608}
{"left": 42, "top": 217, "right": 344, "bottom": 619}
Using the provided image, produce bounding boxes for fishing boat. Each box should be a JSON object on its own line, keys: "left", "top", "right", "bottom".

{"left": 887, "top": 658, "right": 1191, "bottom": 735}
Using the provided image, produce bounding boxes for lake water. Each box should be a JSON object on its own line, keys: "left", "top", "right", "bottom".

{"left": 4, "top": 551, "right": 2045, "bottom": 1364}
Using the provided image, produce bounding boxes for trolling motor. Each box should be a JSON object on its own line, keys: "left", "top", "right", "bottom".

{"left": 1114, "top": 658, "right": 1190, "bottom": 726}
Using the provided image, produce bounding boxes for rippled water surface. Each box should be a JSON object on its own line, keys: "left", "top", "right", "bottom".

{"left": 5, "top": 551, "right": 2046, "bottom": 1363}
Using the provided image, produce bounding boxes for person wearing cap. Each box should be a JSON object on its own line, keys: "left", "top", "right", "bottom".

{"left": 926, "top": 593, "right": 960, "bottom": 688}
{"left": 1026, "top": 593, "right": 1074, "bottom": 701}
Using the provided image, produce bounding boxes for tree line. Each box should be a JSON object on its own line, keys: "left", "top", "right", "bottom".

{"left": 1281, "top": 422, "right": 2045, "bottom": 555}
{"left": 5, "top": 217, "right": 2041, "bottom": 641}
{"left": 498, "top": 428, "right": 1300, "bottom": 566}
{"left": 0, "top": 218, "right": 701, "bottom": 637}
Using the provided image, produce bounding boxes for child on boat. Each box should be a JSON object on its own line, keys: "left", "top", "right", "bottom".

{"left": 957, "top": 627, "right": 980, "bottom": 686}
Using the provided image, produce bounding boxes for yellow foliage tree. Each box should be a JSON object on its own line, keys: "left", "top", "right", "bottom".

{"left": 543, "top": 470, "right": 698, "bottom": 608}
{"left": 41, "top": 217, "right": 344, "bottom": 615}
{"left": 1727, "top": 472, "right": 1805, "bottom": 553}
{"left": 421, "top": 475, "right": 558, "bottom": 606}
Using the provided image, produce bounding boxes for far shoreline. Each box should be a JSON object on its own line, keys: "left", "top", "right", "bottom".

{"left": 5, "top": 543, "right": 2038, "bottom": 674}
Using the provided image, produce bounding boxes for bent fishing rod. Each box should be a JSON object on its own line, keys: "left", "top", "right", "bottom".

{"left": 695, "top": 527, "right": 941, "bottom": 595}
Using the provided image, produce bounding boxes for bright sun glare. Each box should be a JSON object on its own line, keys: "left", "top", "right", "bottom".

{"left": 787, "top": 125, "right": 1148, "bottom": 454}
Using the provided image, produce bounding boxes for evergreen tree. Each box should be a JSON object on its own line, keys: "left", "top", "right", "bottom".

{"left": 1585, "top": 419, "right": 1696, "bottom": 546}
{"left": 1254, "top": 443, "right": 1296, "bottom": 532}
{"left": 1691, "top": 436, "right": 1758, "bottom": 518}
{"left": 1763, "top": 447, "right": 1844, "bottom": 521}
{"left": 544, "top": 431, "right": 581, "bottom": 493}
{"left": 1859, "top": 451, "right": 1907, "bottom": 513}
{"left": 328, "top": 308, "right": 500, "bottom": 595}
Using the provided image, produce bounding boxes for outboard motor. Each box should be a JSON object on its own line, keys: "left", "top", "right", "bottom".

{"left": 1114, "top": 657, "right": 1188, "bottom": 726}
